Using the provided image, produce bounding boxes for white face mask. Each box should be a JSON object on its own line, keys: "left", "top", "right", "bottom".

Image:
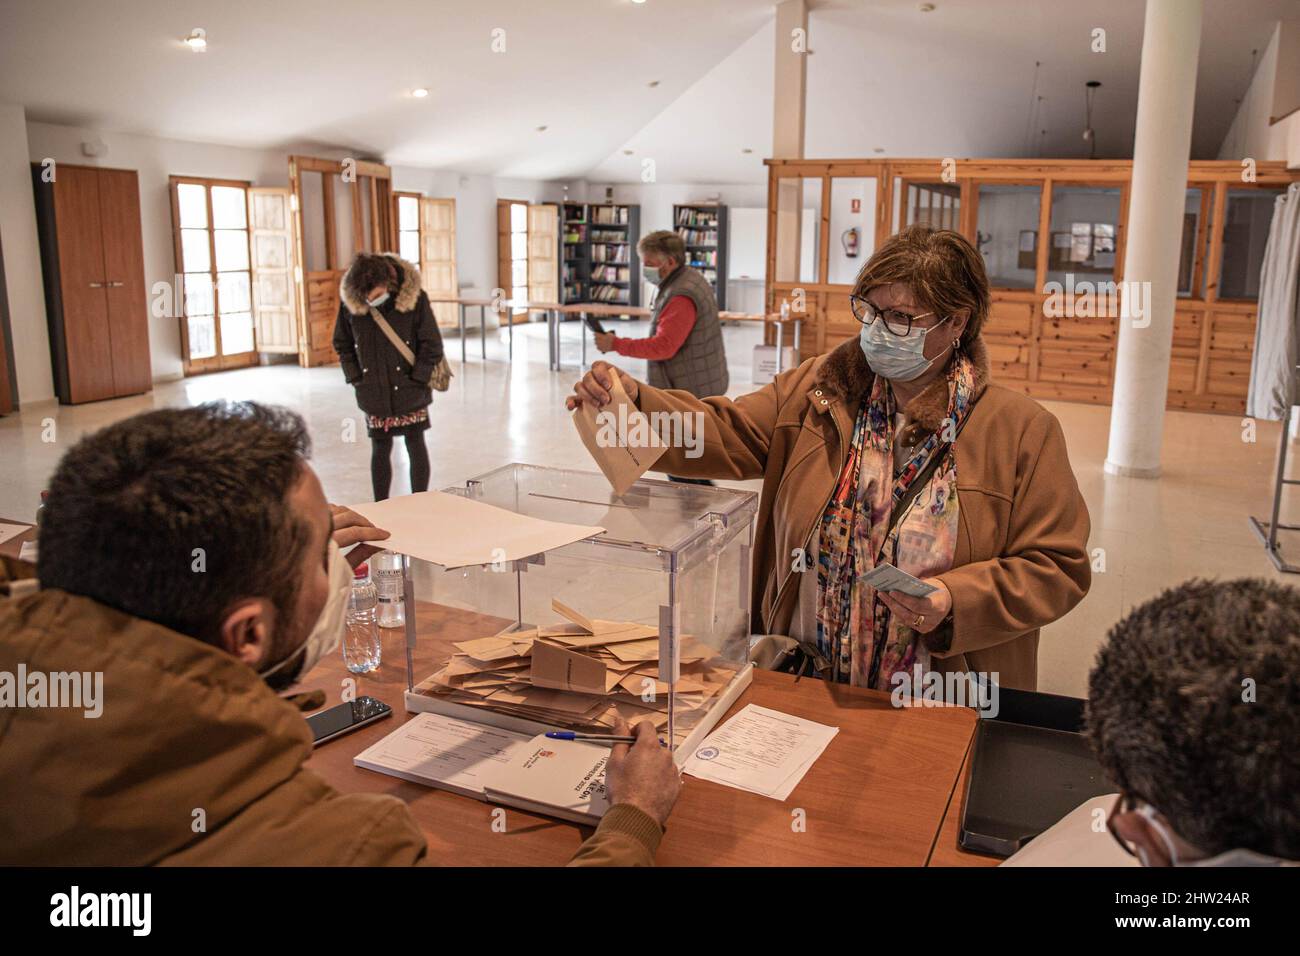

{"left": 644, "top": 266, "right": 662, "bottom": 285}
{"left": 367, "top": 291, "right": 390, "bottom": 308}
{"left": 1134, "top": 804, "right": 1294, "bottom": 867}
{"left": 259, "top": 540, "right": 351, "bottom": 685}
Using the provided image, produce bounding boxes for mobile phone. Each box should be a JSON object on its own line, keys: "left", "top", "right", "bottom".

{"left": 584, "top": 316, "right": 607, "bottom": 335}
{"left": 306, "top": 696, "right": 392, "bottom": 746}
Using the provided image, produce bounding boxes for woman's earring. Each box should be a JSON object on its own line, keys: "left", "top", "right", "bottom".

{"left": 952, "top": 338, "right": 961, "bottom": 351}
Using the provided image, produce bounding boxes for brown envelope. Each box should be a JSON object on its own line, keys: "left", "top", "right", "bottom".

{"left": 571, "top": 372, "right": 668, "bottom": 496}
{"left": 529, "top": 639, "right": 609, "bottom": 695}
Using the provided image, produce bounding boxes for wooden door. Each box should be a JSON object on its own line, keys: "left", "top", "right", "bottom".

{"left": 248, "top": 187, "right": 298, "bottom": 353}
{"left": 289, "top": 155, "right": 394, "bottom": 367}
{"left": 496, "top": 199, "right": 521, "bottom": 323}
{"left": 420, "top": 197, "right": 458, "bottom": 328}
{"left": 96, "top": 168, "right": 151, "bottom": 396}
{"left": 53, "top": 165, "right": 115, "bottom": 403}
{"left": 527, "top": 203, "right": 559, "bottom": 304}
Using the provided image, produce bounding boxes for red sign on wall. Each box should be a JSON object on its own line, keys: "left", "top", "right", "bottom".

{"left": 851, "top": 199, "right": 861, "bottom": 213}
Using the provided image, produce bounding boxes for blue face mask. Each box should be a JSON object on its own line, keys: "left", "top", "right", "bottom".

{"left": 858, "top": 315, "right": 952, "bottom": 382}
{"left": 367, "top": 291, "right": 390, "bottom": 308}
{"left": 644, "top": 266, "right": 662, "bottom": 285}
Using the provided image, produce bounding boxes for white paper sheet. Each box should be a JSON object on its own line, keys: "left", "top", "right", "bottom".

{"left": 346, "top": 490, "right": 605, "bottom": 569}
{"left": 0, "top": 523, "right": 29, "bottom": 546}
{"left": 682, "top": 703, "right": 838, "bottom": 801}
{"left": 353, "top": 713, "right": 530, "bottom": 798}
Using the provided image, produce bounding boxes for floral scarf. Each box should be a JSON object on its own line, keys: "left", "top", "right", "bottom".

{"left": 815, "top": 350, "right": 977, "bottom": 689}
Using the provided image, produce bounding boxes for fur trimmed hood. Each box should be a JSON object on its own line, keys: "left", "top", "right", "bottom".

{"left": 814, "top": 333, "right": 990, "bottom": 446}
{"left": 340, "top": 253, "right": 422, "bottom": 316}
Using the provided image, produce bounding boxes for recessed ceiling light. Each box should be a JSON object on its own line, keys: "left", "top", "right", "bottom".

{"left": 873, "top": 147, "right": 885, "bottom": 153}
{"left": 632, "top": 0, "right": 648, "bottom": 5}
{"left": 411, "top": 87, "right": 429, "bottom": 98}
{"left": 919, "top": 3, "right": 936, "bottom": 11}
{"left": 742, "top": 148, "right": 753, "bottom": 154}
{"left": 537, "top": 125, "right": 548, "bottom": 132}
{"left": 184, "top": 29, "right": 207, "bottom": 52}
{"left": 648, "top": 80, "right": 660, "bottom": 88}
{"left": 622, "top": 149, "right": 634, "bottom": 155}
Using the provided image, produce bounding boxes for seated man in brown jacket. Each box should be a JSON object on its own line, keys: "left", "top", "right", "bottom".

{"left": 0, "top": 402, "right": 678, "bottom": 866}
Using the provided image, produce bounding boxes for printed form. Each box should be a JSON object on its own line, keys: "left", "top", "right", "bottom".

{"left": 683, "top": 704, "right": 838, "bottom": 801}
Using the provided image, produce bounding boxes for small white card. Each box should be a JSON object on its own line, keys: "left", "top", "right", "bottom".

{"left": 861, "top": 562, "right": 937, "bottom": 598}
{"left": 0, "top": 523, "right": 29, "bottom": 546}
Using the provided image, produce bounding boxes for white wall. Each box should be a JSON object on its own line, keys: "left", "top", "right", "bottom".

{"left": 13, "top": 120, "right": 549, "bottom": 391}
{"left": 0, "top": 104, "right": 54, "bottom": 404}
{"left": 1218, "top": 22, "right": 1300, "bottom": 167}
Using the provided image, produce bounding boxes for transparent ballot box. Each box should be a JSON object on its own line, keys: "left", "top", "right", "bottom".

{"left": 400, "top": 463, "right": 758, "bottom": 758}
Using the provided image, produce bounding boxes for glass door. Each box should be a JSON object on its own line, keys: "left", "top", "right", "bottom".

{"left": 170, "top": 177, "right": 256, "bottom": 374}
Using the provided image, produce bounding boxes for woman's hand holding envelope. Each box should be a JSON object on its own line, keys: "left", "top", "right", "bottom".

{"left": 566, "top": 361, "right": 640, "bottom": 410}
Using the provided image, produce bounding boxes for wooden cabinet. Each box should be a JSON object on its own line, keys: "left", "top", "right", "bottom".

{"left": 32, "top": 163, "right": 151, "bottom": 404}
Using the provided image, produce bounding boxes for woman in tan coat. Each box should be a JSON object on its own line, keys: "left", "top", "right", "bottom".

{"left": 568, "top": 226, "right": 1091, "bottom": 692}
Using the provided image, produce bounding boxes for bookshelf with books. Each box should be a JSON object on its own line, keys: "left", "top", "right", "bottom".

{"left": 586, "top": 204, "right": 641, "bottom": 307}
{"left": 561, "top": 201, "right": 589, "bottom": 304}
{"left": 674, "top": 202, "right": 728, "bottom": 310}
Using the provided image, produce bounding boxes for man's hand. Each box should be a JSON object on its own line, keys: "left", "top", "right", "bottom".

{"left": 604, "top": 718, "right": 680, "bottom": 828}
{"left": 876, "top": 578, "right": 952, "bottom": 634}
{"left": 593, "top": 331, "right": 617, "bottom": 353}
{"left": 330, "top": 504, "right": 391, "bottom": 569}
{"left": 565, "top": 360, "right": 639, "bottom": 411}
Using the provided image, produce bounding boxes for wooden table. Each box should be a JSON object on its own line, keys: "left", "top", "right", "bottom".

{"left": 298, "top": 601, "right": 979, "bottom": 866}
{"left": 0, "top": 516, "right": 36, "bottom": 561}
{"left": 925, "top": 732, "right": 1002, "bottom": 867}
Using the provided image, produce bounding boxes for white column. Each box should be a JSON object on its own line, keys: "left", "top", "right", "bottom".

{"left": 1104, "top": 0, "right": 1203, "bottom": 478}
{"left": 772, "top": 0, "right": 808, "bottom": 284}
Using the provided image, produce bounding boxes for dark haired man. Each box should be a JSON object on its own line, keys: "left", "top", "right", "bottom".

{"left": 0, "top": 402, "right": 678, "bottom": 866}
{"left": 1006, "top": 577, "right": 1298, "bottom": 866}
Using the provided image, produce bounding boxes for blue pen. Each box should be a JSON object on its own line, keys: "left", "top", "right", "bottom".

{"left": 545, "top": 731, "right": 666, "bottom": 746}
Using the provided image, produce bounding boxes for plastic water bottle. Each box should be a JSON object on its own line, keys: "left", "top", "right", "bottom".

{"left": 344, "top": 563, "right": 382, "bottom": 674}
{"left": 372, "top": 551, "right": 406, "bottom": 629}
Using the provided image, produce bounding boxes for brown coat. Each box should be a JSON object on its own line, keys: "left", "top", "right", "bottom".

{"left": 636, "top": 336, "right": 1092, "bottom": 689}
{"left": 0, "top": 589, "right": 659, "bottom": 866}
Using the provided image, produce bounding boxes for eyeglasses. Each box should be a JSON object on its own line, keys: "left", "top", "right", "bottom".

{"left": 849, "top": 294, "right": 946, "bottom": 336}
{"left": 1106, "top": 791, "right": 1139, "bottom": 859}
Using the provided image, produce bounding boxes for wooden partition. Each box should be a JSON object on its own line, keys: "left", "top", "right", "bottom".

{"left": 765, "top": 158, "right": 1300, "bottom": 414}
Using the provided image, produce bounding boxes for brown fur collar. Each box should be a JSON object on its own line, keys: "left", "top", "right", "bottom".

{"left": 339, "top": 253, "right": 422, "bottom": 316}
{"left": 814, "top": 334, "right": 991, "bottom": 444}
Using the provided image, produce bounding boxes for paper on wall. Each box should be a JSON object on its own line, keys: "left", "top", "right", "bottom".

{"left": 571, "top": 372, "right": 668, "bottom": 496}
{"left": 346, "top": 490, "right": 605, "bottom": 569}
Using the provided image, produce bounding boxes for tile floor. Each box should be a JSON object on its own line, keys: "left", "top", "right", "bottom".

{"left": 2, "top": 317, "right": 1293, "bottom": 697}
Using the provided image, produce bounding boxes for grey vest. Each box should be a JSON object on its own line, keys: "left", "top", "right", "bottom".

{"left": 645, "top": 266, "right": 729, "bottom": 398}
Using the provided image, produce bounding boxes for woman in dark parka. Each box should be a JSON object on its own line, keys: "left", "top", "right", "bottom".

{"left": 333, "top": 252, "right": 445, "bottom": 500}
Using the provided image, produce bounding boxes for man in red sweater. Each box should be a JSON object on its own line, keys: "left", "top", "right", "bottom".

{"left": 593, "top": 230, "right": 728, "bottom": 485}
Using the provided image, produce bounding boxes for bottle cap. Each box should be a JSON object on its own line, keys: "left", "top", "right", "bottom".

{"left": 353, "top": 563, "right": 369, "bottom": 578}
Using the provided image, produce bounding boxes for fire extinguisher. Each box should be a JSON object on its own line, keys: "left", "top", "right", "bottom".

{"left": 842, "top": 227, "right": 860, "bottom": 258}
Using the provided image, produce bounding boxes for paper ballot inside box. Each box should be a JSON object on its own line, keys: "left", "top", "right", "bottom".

{"left": 347, "top": 490, "right": 605, "bottom": 568}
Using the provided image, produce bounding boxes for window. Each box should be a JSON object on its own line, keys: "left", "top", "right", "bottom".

{"left": 395, "top": 192, "right": 421, "bottom": 265}
{"left": 510, "top": 202, "right": 529, "bottom": 315}
{"left": 170, "top": 177, "right": 255, "bottom": 372}
{"left": 1044, "top": 186, "right": 1122, "bottom": 288}
{"left": 975, "top": 184, "right": 1040, "bottom": 290}
{"left": 1218, "top": 188, "right": 1283, "bottom": 300}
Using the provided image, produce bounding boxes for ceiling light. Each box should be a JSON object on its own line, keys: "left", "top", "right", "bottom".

{"left": 184, "top": 29, "right": 207, "bottom": 52}
{"left": 873, "top": 147, "right": 885, "bottom": 153}
{"left": 537, "top": 125, "right": 548, "bottom": 132}
{"left": 632, "top": 0, "right": 648, "bottom": 5}
{"left": 411, "top": 87, "right": 429, "bottom": 98}
{"left": 919, "top": 3, "right": 936, "bottom": 11}
{"left": 648, "top": 80, "right": 660, "bottom": 88}
{"left": 622, "top": 149, "right": 634, "bottom": 155}
{"left": 742, "top": 148, "right": 753, "bottom": 154}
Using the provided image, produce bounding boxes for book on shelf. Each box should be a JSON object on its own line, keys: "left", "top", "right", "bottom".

{"left": 679, "top": 227, "right": 718, "bottom": 246}
{"left": 591, "top": 285, "right": 629, "bottom": 303}
{"left": 591, "top": 264, "right": 630, "bottom": 283}
{"left": 591, "top": 205, "right": 630, "bottom": 225}
{"left": 675, "top": 206, "right": 720, "bottom": 228}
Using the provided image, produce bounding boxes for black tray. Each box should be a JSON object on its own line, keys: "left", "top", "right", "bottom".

{"left": 958, "top": 685, "right": 1113, "bottom": 857}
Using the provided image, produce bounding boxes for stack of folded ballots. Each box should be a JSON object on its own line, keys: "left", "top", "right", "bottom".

{"left": 414, "top": 599, "right": 737, "bottom": 735}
